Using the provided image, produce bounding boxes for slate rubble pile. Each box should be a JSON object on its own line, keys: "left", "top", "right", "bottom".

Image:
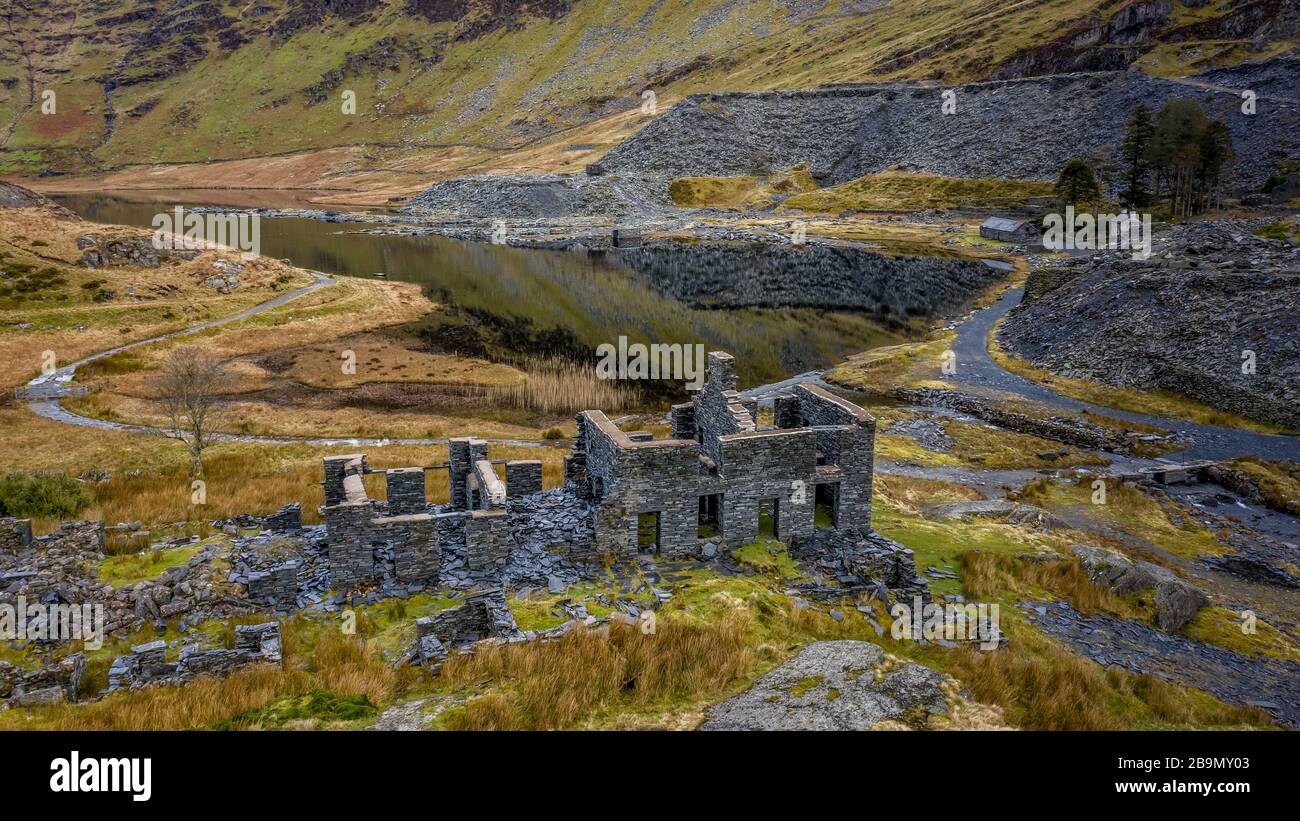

{"left": 1026, "top": 600, "right": 1300, "bottom": 727}
{"left": 1002, "top": 220, "right": 1300, "bottom": 429}
{"left": 106, "top": 622, "right": 282, "bottom": 693}
{"left": 597, "top": 65, "right": 1298, "bottom": 190}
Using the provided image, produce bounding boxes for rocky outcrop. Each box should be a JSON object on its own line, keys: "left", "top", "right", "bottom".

{"left": 988, "top": 0, "right": 1173, "bottom": 79}
{"left": 1192, "top": 54, "right": 1300, "bottom": 101}
{"left": 1071, "top": 544, "right": 1208, "bottom": 631}
{"left": 700, "top": 640, "right": 982, "bottom": 730}
{"left": 1001, "top": 220, "right": 1300, "bottom": 430}
{"left": 76, "top": 233, "right": 198, "bottom": 268}
{"left": 926, "top": 500, "right": 1063, "bottom": 531}
{"left": 0, "top": 182, "right": 75, "bottom": 215}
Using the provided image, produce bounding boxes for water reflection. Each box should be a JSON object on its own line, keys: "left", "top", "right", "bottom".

{"left": 55, "top": 193, "right": 909, "bottom": 385}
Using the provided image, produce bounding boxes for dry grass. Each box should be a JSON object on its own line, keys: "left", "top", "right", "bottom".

{"left": 438, "top": 615, "right": 753, "bottom": 730}
{"left": 495, "top": 357, "right": 635, "bottom": 416}
{"left": 668, "top": 166, "right": 819, "bottom": 209}
{"left": 782, "top": 603, "right": 1270, "bottom": 730}
{"left": 825, "top": 333, "right": 954, "bottom": 394}
{"left": 266, "top": 332, "right": 523, "bottom": 390}
{"left": 0, "top": 208, "right": 315, "bottom": 390}
{"left": 961, "top": 550, "right": 1146, "bottom": 619}
{"left": 783, "top": 170, "right": 1053, "bottom": 213}
{"left": 64, "top": 391, "right": 548, "bottom": 441}
{"left": 0, "top": 407, "right": 567, "bottom": 531}
{"left": 871, "top": 473, "right": 985, "bottom": 514}
{"left": 875, "top": 410, "right": 1110, "bottom": 470}
{"left": 929, "top": 621, "right": 1269, "bottom": 730}
{"left": 1015, "top": 477, "right": 1229, "bottom": 560}
{"left": 72, "top": 443, "right": 565, "bottom": 531}
{"left": 1228, "top": 457, "right": 1300, "bottom": 515}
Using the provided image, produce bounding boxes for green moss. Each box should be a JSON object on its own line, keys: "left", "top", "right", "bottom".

{"left": 1183, "top": 606, "right": 1300, "bottom": 663}
{"left": 731, "top": 538, "right": 803, "bottom": 580}
{"left": 351, "top": 592, "right": 461, "bottom": 658}
{"left": 509, "top": 592, "right": 571, "bottom": 632}
{"left": 786, "top": 675, "right": 823, "bottom": 697}
{"left": 215, "top": 689, "right": 377, "bottom": 729}
{"left": 99, "top": 543, "right": 204, "bottom": 589}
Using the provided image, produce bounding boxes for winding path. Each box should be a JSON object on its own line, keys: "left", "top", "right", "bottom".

{"left": 947, "top": 288, "right": 1300, "bottom": 463}
{"left": 18, "top": 272, "right": 556, "bottom": 450}
{"left": 19, "top": 276, "right": 1300, "bottom": 461}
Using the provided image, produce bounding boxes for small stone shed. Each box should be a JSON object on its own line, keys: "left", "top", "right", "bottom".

{"left": 979, "top": 217, "right": 1038, "bottom": 242}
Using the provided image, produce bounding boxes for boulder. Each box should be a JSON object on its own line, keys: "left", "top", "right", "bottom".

{"left": 1070, "top": 544, "right": 1207, "bottom": 631}
{"left": 700, "top": 640, "right": 952, "bottom": 731}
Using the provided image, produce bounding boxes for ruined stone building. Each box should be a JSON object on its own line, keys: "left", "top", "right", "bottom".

{"left": 314, "top": 351, "right": 876, "bottom": 586}
{"left": 568, "top": 351, "right": 875, "bottom": 558}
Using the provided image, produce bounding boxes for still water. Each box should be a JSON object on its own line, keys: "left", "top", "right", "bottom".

{"left": 56, "top": 192, "right": 911, "bottom": 385}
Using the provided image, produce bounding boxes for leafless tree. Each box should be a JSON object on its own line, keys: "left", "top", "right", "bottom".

{"left": 156, "top": 346, "right": 229, "bottom": 476}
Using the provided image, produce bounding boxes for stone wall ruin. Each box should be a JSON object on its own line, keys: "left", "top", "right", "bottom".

{"left": 312, "top": 351, "right": 878, "bottom": 582}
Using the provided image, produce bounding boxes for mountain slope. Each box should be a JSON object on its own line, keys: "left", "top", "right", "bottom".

{"left": 0, "top": 0, "right": 1295, "bottom": 175}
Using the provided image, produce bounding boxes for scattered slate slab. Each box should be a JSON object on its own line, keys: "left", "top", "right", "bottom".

{"left": 700, "top": 641, "right": 951, "bottom": 731}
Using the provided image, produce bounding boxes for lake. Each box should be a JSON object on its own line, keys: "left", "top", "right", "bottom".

{"left": 54, "top": 192, "right": 955, "bottom": 386}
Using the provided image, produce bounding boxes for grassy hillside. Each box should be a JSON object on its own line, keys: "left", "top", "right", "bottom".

{"left": 1, "top": 0, "right": 1294, "bottom": 175}
{"left": 782, "top": 170, "right": 1055, "bottom": 212}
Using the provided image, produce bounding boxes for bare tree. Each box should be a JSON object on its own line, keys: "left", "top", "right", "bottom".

{"left": 156, "top": 346, "right": 229, "bottom": 476}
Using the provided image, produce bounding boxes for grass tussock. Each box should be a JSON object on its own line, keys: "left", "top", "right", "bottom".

{"left": 872, "top": 473, "right": 984, "bottom": 514}
{"left": 438, "top": 615, "right": 753, "bottom": 730}
{"left": 961, "top": 550, "right": 1146, "bottom": 619}
{"left": 933, "top": 623, "right": 1270, "bottom": 730}
{"left": 34, "top": 621, "right": 402, "bottom": 731}
{"left": 668, "top": 166, "right": 819, "bottom": 209}
{"left": 1015, "top": 477, "right": 1228, "bottom": 560}
{"left": 495, "top": 357, "right": 634, "bottom": 415}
